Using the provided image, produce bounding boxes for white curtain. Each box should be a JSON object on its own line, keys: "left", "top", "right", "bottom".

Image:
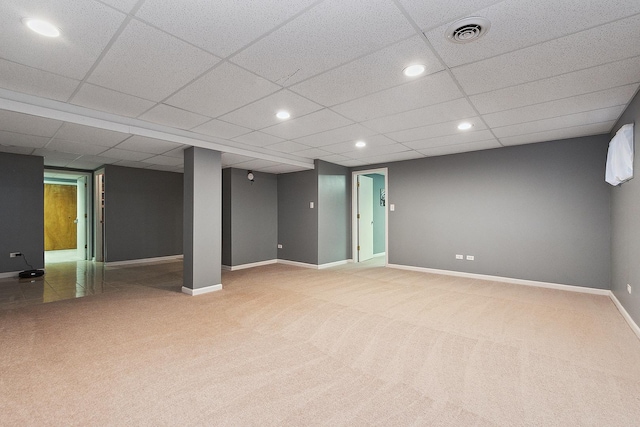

{"left": 605, "top": 123, "right": 634, "bottom": 186}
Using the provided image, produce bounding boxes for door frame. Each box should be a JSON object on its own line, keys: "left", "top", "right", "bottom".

{"left": 351, "top": 168, "right": 388, "bottom": 265}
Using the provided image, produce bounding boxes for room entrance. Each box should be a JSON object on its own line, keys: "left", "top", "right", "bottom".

{"left": 352, "top": 168, "right": 388, "bottom": 264}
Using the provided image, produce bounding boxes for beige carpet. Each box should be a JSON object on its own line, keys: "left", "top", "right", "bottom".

{"left": 1, "top": 260, "right": 639, "bottom": 426}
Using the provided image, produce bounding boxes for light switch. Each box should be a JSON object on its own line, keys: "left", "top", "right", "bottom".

{"left": 389, "top": 204, "right": 395, "bottom": 211}
{"left": 310, "top": 201, "right": 314, "bottom": 208}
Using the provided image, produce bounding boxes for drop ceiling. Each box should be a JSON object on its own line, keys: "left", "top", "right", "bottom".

{"left": 0, "top": 0, "right": 639, "bottom": 174}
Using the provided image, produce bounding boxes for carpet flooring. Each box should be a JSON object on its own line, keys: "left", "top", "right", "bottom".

{"left": 1, "top": 259, "right": 639, "bottom": 426}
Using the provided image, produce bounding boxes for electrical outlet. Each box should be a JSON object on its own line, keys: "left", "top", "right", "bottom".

{"left": 277, "top": 244, "right": 283, "bottom": 249}
{"left": 309, "top": 201, "right": 314, "bottom": 209}
{"left": 466, "top": 255, "right": 475, "bottom": 261}
{"left": 9, "top": 252, "right": 21, "bottom": 258}
{"left": 628, "top": 284, "right": 632, "bottom": 294}
{"left": 455, "top": 254, "right": 463, "bottom": 260}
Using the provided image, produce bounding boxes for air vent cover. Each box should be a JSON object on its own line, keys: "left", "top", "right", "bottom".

{"left": 445, "top": 17, "right": 491, "bottom": 44}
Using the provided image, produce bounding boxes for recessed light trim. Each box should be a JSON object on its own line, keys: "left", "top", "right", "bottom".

{"left": 23, "top": 18, "right": 60, "bottom": 37}
{"left": 276, "top": 110, "right": 290, "bottom": 119}
{"left": 403, "top": 64, "right": 426, "bottom": 77}
{"left": 458, "top": 122, "right": 473, "bottom": 130}
{"left": 355, "top": 141, "right": 366, "bottom": 148}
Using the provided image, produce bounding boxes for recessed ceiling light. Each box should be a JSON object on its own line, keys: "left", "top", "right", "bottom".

{"left": 403, "top": 64, "right": 426, "bottom": 77}
{"left": 23, "top": 18, "right": 60, "bottom": 38}
{"left": 458, "top": 122, "right": 473, "bottom": 130}
{"left": 276, "top": 111, "right": 290, "bottom": 119}
{"left": 355, "top": 141, "right": 366, "bottom": 148}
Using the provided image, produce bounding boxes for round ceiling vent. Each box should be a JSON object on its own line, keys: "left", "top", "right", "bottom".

{"left": 445, "top": 17, "right": 491, "bottom": 44}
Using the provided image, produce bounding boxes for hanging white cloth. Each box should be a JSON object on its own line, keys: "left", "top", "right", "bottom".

{"left": 605, "top": 123, "right": 634, "bottom": 186}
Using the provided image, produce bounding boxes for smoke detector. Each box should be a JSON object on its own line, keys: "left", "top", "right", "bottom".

{"left": 445, "top": 17, "right": 491, "bottom": 44}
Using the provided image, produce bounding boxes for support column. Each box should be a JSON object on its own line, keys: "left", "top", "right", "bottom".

{"left": 182, "top": 147, "right": 222, "bottom": 295}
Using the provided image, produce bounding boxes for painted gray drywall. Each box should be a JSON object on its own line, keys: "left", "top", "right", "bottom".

{"left": 0, "top": 153, "right": 44, "bottom": 273}
{"left": 229, "top": 168, "right": 277, "bottom": 266}
{"left": 355, "top": 136, "right": 611, "bottom": 288}
{"left": 104, "top": 165, "right": 183, "bottom": 262}
{"left": 365, "top": 173, "right": 386, "bottom": 255}
{"left": 317, "top": 160, "right": 351, "bottom": 265}
{"left": 610, "top": 88, "right": 640, "bottom": 325}
{"left": 277, "top": 169, "right": 318, "bottom": 264}
{"left": 222, "top": 168, "right": 232, "bottom": 266}
{"left": 183, "top": 147, "right": 221, "bottom": 290}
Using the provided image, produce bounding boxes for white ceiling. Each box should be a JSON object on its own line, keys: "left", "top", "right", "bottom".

{"left": 0, "top": 0, "right": 639, "bottom": 174}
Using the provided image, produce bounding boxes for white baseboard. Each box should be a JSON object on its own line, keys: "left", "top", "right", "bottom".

{"left": 609, "top": 291, "right": 640, "bottom": 340}
{"left": 182, "top": 284, "right": 222, "bottom": 296}
{"left": 106, "top": 255, "right": 183, "bottom": 267}
{"left": 276, "top": 259, "right": 351, "bottom": 270}
{"left": 0, "top": 270, "right": 21, "bottom": 279}
{"left": 387, "top": 264, "right": 610, "bottom": 296}
{"left": 222, "top": 259, "right": 278, "bottom": 271}
{"left": 318, "top": 260, "right": 350, "bottom": 269}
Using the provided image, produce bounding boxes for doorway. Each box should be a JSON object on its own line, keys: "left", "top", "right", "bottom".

{"left": 44, "top": 170, "right": 92, "bottom": 263}
{"left": 352, "top": 168, "right": 388, "bottom": 264}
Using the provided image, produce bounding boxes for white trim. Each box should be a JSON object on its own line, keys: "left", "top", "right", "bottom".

{"left": 318, "top": 260, "right": 349, "bottom": 269}
{"left": 276, "top": 259, "right": 319, "bottom": 269}
{"left": 106, "top": 255, "right": 183, "bottom": 267}
{"left": 0, "top": 271, "right": 21, "bottom": 279}
{"left": 609, "top": 291, "right": 640, "bottom": 340}
{"left": 222, "top": 259, "right": 278, "bottom": 271}
{"left": 387, "top": 264, "right": 611, "bottom": 296}
{"left": 352, "top": 168, "right": 389, "bottom": 266}
{"left": 373, "top": 252, "right": 386, "bottom": 258}
{"left": 182, "top": 284, "right": 222, "bottom": 296}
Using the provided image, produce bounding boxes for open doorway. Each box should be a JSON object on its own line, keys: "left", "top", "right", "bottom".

{"left": 352, "top": 168, "right": 388, "bottom": 265}
{"left": 44, "top": 170, "right": 92, "bottom": 264}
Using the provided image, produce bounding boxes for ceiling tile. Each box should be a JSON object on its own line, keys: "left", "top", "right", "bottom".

{"left": 318, "top": 154, "right": 351, "bottom": 164}
{"left": 54, "top": 122, "right": 130, "bottom": 146}
{"left": 286, "top": 147, "right": 331, "bottom": 160}
{"left": 46, "top": 139, "right": 111, "bottom": 155}
{"left": 166, "top": 62, "right": 280, "bottom": 117}
{"left": 142, "top": 155, "right": 183, "bottom": 166}
{"left": 232, "top": 131, "right": 285, "bottom": 147}
{"left": 191, "top": 119, "right": 252, "bottom": 139}
{"left": 0, "top": 0, "right": 126, "bottom": 79}
{"left": 70, "top": 83, "right": 156, "bottom": 117}
{"left": 115, "top": 135, "right": 182, "bottom": 154}
{"left": 65, "top": 159, "right": 106, "bottom": 170}
{"left": 138, "top": 104, "right": 211, "bottom": 130}
{"left": 0, "top": 144, "right": 34, "bottom": 155}
{"left": 261, "top": 109, "right": 353, "bottom": 140}
{"left": 113, "top": 160, "right": 150, "bottom": 169}
{"left": 161, "top": 146, "right": 187, "bottom": 159}
{"left": 136, "top": 0, "right": 318, "bottom": 57}
{"left": 99, "top": 148, "right": 155, "bottom": 161}
{"left": 289, "top": 36, "right": 445, "bottom": 107}
{"left": 88, "top": 19, "right": 220, "bottom": 101}
{"left": 361, "top": 98, "right": 477, "bottom": 134}
{"left": 339, "top": 159, "right": 368, "bottom": 167}
{"left": 323, "top": 134, "right": 397, "bottom": 154}
{"left": 0, "top": 110, "right": 63, "bottom": 137}
{"left": 32, "top": 148, "right": 79, "bottom": 160}
{"left": 418, "top": 140, "right": 502, "bottom": 158}
{"left": 355, "top": 150, "right": 424, "bottom": 164}
{"left": 0, "top": 130, "right": 50, "bottom": 148}
{"left": 219, "top": 90, "right": 323, "bottom": 130}
{"left": 344, "top": 143, "right": 411, "bottom": 159}
{"left": 145, "top": 163, "right": 183, "bottom": 172}
{"left": 492, "top": 106, "right": 625, "bottom": 138}
{"left": 499, "top": 122, "right": 615, "bottom": 146}
{"left": 332, "top": 71, "right": 462, "bottom": 122}
{"left": 405, "top": 130, "right": 497, "bottom": 150}
{"left": 397, "top": 0, "right": 499, "bottom": 31}
{"left": 259, "top": 164, "right": 308, "bottom": 174}
{"left": 100, "top": 0, "right": 139, "bottom": 13}
{"left": 292, "top": 124, "right": 377, "bottom": 148}
{"left": 231, "top": 0, "right": 415, "bottom": 86}
{"left": 73, "top": 154, "right": 120, "bottom": 165}
{"left": 430, "top": 0, "right": 640, "bottom": 67}
{"left": 452, "top": 13, "right": 640, "bottom": 95}
{"left": 232, "top": 158, "right": 280, "bottom": 170}
{"left": 221, "top": 152, "right": 255, "bottom": 166}
{"left": 470, "top": 56, "right": 640, "bottom": 114}
{"left": 0, "top": 59, "right": 80, "bottom": 102}
{"left": 264, "top": 141, "right": 310, "bottom": 153}
{"left": 386, "top": 117, "right": 487, "bottom": 143}
{"left": 482, "top": 84, "right": 639, "bottom": 128}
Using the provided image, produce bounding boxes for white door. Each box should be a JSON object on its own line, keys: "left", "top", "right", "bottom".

{"left": 358, "top": 175, "right": 374, "bottom": 262}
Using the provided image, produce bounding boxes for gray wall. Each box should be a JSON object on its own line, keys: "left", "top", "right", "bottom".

{"left": 277, "top": 169, "right": 318, "bottom": 264}
{"left": 610, "top": 88, "right": 640, "bottom": 325}
{"left": 0, "top": 152, "right": 44, "bottom": 273}
{"left": 317, "top": 160, "right": 351, "bottom": 265}
{"left": 104, "top": 165, "right": 183, "bottom": 262}
{"left": 356, "top": 136, "right": 611, "bottom": 288}
{"left": 223, "top": 168, "right": 277, "bottom": 267}
{"left": 365, "top": 173, "right": 386, "bottom": 255}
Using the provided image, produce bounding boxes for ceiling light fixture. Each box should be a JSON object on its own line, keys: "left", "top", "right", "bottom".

{"left": 402, "top": 64, "right": 426, "bottom": 77}
{"left": 23, "top": 18, "right": 60, "bottom": 37}
{"left": 276, "top": 111, "right": 290, "bottom": 119}
{"left": 355, "top": 141, "right": 366, "bottom": 148}
{"left": 458, "top": 122, "right": 473, "bottom": 130}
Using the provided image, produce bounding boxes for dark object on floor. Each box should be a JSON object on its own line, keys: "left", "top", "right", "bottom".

{"left": 19, "top": 269, "right": 45, "bottom": 278}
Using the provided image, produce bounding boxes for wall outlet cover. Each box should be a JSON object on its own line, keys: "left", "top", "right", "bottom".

{"left": 277, "top": 244, "right": 283, "bottom": 249}
{"left": 455, "top": 254, "right": 463, "bottom": 260}
{"left": 466, "top": 255, "right": 475, "bottom": 261}
{"left": 628, "top": 284, "right": 632, "bottom": 294}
